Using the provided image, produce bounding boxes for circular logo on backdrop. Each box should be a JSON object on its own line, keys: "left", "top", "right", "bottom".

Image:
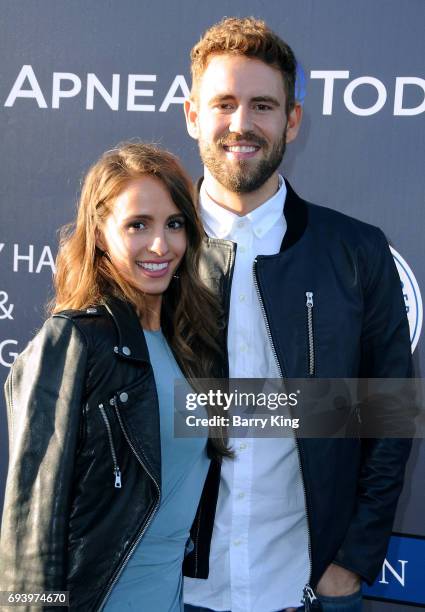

{"left": 390, "top": 246, "right": 423, "bottom": 353}
{"left": 295, "top": 62, "right": 307, "bottom": 105}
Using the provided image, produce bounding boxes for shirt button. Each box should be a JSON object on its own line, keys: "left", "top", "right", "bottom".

{"left": 239, "top": 245, "right": 246, "bottom": 253}
{"left": 233, "top": 539, "right": 242, "bottom": 546}
{"left": 238, "top": 492, "right": 245, "bottom": 499}
{"left": 239, "top": 443, "right": 247, "bottom": 450}
{"left": 239, "top": 294, "right": 246, "bottom": 302}
{"left": 237, "top": 220, "right": 245, "bottom": 228}
{"left": 239, "top": 344, "right": 247, "bottom": 353}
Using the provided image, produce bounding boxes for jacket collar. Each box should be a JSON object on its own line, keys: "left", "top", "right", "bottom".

{"left": 196, "top": 176, "right": 308, "bottom": 252}
{"left": 103, "top": 296, "right": 150, "bottom": 364}
{"left": 280, "top": 178, "right": 308, "bottom": 252}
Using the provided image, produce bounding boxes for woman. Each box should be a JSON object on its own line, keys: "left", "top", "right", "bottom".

{"left": 0, "top": 142, "right": 229, "bottom": 611}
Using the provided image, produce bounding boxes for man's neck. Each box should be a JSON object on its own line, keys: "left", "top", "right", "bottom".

{"left": 203, "top": 168, "right": 280, "bottom": 216}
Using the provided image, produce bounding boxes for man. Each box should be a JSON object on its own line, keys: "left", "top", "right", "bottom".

{"left": 182, "top": 17, "right": 412, "bottom": 612}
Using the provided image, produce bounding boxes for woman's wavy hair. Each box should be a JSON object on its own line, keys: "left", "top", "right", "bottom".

{"left": 51, "top": 141, "right": 230, "bottom": 458}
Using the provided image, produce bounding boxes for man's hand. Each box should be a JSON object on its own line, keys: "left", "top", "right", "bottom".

{"left": 283, "top": 564, "right": 361, "bottom": 610}
{"left": 316, "top": 563, "right": 361, "bottom": 596}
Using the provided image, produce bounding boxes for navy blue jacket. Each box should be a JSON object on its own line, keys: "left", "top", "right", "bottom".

{"left": 184, "top": 180, "right": 413, "bottom": 592}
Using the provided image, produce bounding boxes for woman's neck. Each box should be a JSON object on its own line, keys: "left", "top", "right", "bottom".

{"left": 141, "top": 294, "right": 162, "bottom": 331}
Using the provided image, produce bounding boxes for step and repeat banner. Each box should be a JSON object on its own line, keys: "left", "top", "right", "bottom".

{"left": 1, "top": 2, "right": 424, "bottom": 610}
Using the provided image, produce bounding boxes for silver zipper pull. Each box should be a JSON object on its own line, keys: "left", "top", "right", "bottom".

{"left": 114, "top": 467, "right": 122, "bottom": 488}
{"left": 302, "top": 584, "right": 319, "bottom": 610}
{"left": 306, "top": 291, "right": 314, "bottom": 307}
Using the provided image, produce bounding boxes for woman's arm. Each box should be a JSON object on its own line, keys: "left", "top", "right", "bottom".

{"left": 0, "top": 316, "right": 88, "bottom": 594}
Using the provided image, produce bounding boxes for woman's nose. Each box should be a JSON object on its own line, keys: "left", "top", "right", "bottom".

{"left": 148, "top": 234, "right": 169, "bottom": 256}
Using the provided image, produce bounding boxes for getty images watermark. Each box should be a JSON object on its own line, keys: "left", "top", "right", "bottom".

{"left": 174, "top": 378, "right": 425, "bottom": 439}
{"left": 185, "top": 387, "right": 300, "bottom": 430}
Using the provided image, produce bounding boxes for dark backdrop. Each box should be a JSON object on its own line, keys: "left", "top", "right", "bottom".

{"left": 1, "top": 2, "right": 424, "bottom": 609}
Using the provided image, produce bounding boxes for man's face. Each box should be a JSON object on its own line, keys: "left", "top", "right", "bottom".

{"left": 185, "top": 54, "right": 301, "bottom": 194}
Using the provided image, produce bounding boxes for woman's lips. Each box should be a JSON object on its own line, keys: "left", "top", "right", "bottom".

{"left": 135, "top": 261, "right": 171, "bottom": 278}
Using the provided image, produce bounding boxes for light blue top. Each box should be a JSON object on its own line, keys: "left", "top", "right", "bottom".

{"left": 104, "top": 329, "right": 210, "bottom": 612}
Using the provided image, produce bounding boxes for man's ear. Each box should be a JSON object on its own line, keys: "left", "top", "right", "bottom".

{"left": 285, "top": 102, "right": 303, "bottom": 144}
{"left": 184, "top": 98, "right": 200, "bottom": 140}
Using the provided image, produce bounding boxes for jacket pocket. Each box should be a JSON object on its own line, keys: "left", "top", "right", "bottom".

{"left": 98, "top": 403, "right": 122, "bottom": 488}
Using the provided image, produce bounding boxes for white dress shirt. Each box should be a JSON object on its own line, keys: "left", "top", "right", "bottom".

{"left": 184, "top": 177, "right": 310, "bottom": 611}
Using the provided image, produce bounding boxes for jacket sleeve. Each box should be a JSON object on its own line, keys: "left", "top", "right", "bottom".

{"left": 0, "top": 316, "right": 88, "bottom": 596}
{"left": 333, "top": 228, "right": 413, "bottom": 584}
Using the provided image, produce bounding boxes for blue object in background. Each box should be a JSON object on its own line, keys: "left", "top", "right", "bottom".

{"left": 364, "top": 534, "right": 425, "bottom": 607}
{"left": 295, "top": 62, "right": 307, "bottom": 105}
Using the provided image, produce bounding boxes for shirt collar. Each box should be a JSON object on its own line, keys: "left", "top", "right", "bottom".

{"left": 200, "top": 175, "right": 287, "bottom": 240}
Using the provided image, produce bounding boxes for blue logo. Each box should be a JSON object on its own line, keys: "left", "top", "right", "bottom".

{"left": 364, "top": 534, "right": 425, "bottom": 606}
{"left": 295, "top": 62, "right": 307, "bottom": 105}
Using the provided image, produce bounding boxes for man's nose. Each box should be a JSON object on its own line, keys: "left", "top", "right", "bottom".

{"left": 228, "top": 105, "right": 252, "bottom": 134}
{"left": 148, "top": 233, "right": 169, "bottom": 256}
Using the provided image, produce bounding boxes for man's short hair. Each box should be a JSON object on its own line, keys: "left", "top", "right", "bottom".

{"left": 190, "top": 16, "right": 297, "bottom": 112}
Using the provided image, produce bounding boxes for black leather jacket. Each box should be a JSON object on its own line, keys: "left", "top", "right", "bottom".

{"left": 0, "top": 297, "right": 210, "bottom": 611}
{"left": 184, "top": 180, "right": 413, "bottom": 594}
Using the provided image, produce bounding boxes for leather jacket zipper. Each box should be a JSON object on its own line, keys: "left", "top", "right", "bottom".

{"left": 253, "top": 260, "right": 317, "bottom": 603}
{"left": 98, "top": 395, "right": 161, "bottom": 611}
{"left": 98, "top": 404, "right": 122, "bottom": 488}
{"left": 306, "top": 291, "right": 315, "bottom": 377}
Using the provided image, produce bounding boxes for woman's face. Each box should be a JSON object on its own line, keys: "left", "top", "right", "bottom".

{"left": 98, "top": 175, "right": 187, "bottom": 301}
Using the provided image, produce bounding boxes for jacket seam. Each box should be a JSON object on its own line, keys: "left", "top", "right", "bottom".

{"left": 53, "top": 314, "right": 90, "bottom": 352}
{"left": 362, "top": 229, "right": 386, "bottom": 295}
{"left": 7, "top": 369, "right": 15, "bottom": 447}
{"left": 194, "top": 502, "right": 202, "bottom": 577}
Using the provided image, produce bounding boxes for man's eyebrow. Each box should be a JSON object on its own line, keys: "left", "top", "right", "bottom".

{"left": 251, "top": 96, "right": 281, "bottom": 107}
{"left": 208, "top": 94, "right": 236, "bottom": 105}
{"left": 207, "top": 94, "right": 281, "bottom": 107}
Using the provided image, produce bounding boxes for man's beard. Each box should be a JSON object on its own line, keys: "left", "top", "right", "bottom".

{"left": 199, "top": 129, "right": 287, "bottom": 194}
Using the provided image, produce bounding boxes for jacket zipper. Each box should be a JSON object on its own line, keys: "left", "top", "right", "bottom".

{"left": 306, "top": 291, "right": 315, "bottom": 377}
{"left": 97, "top": 395, "right": 161, "bottom": 611}
{"left": 98, "top": 404, "right": 122, "bottom": 488}
{"left": 253, "top": 260, "right": 317, "bottom": 603}
{"left": 302, "top": 584, "right": 319, "bottom": 610}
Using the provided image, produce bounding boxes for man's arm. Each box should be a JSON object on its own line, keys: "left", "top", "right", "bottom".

{"left": 331, "top": 228, "right": 413, "bottom": 585}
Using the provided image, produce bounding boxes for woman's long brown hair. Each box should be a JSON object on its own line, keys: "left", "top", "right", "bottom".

{"left": 51, "top": 141, "right": 230, "bottom": 458}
